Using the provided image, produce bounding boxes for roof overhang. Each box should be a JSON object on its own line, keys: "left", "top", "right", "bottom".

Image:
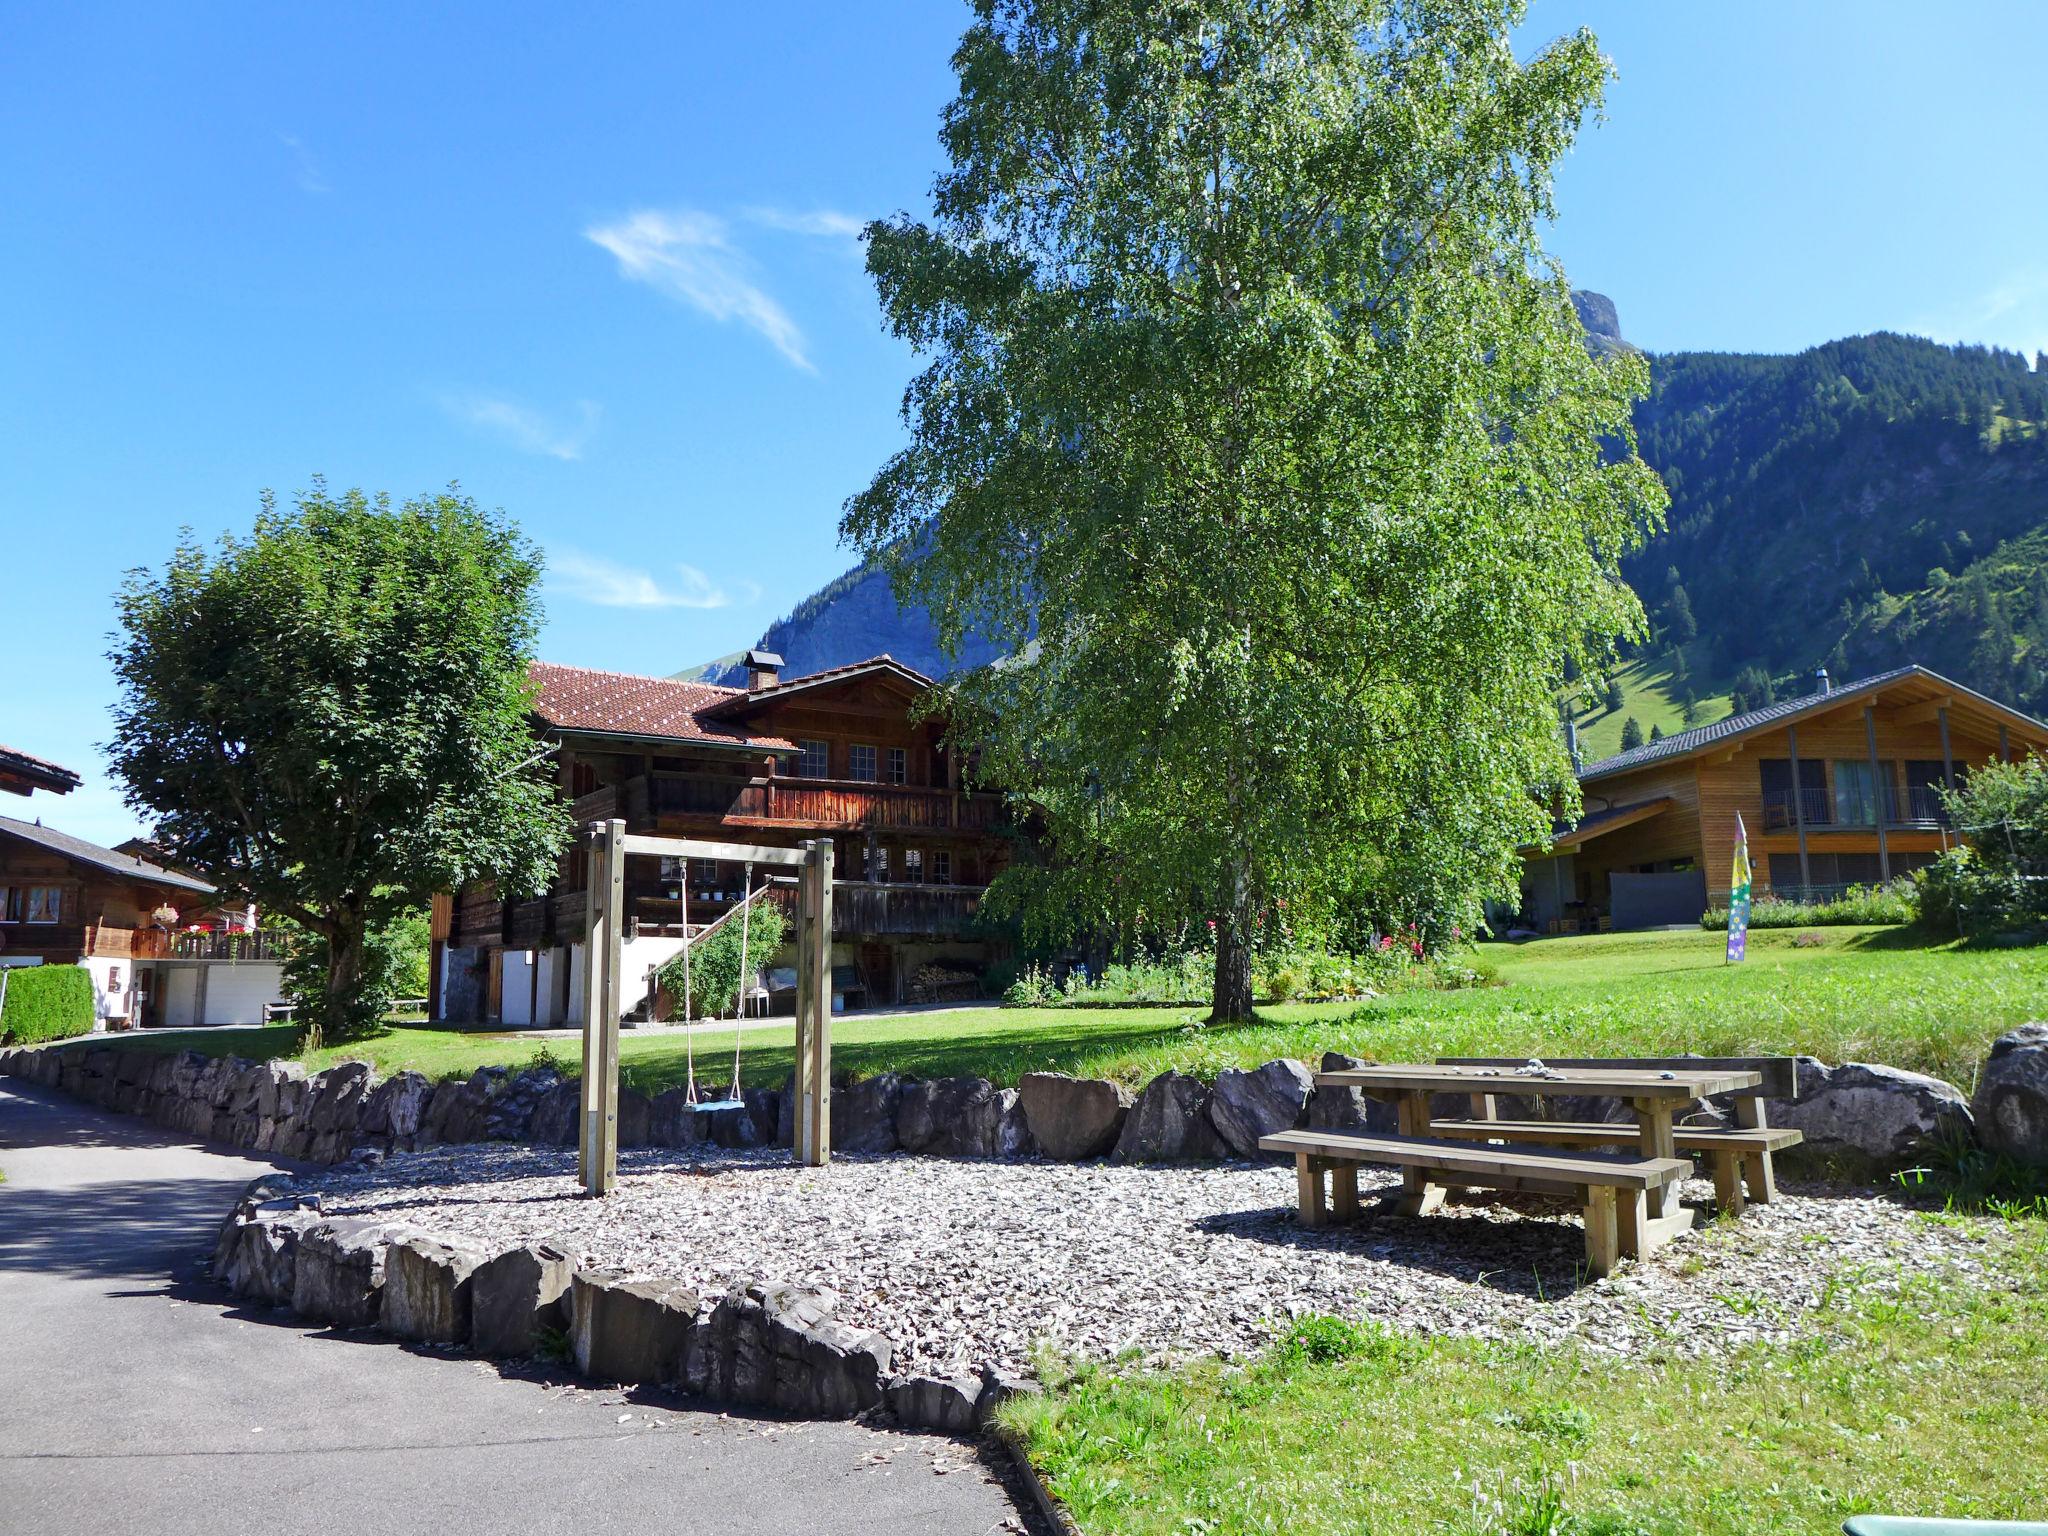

{"left": 540, "top": 723, "right": 796, "bottom": 755}
{"left": 1527, "top": 796, "right": 1677, "bottom": 854}
{"left": 699, "top": 657, "right": 936, "bottom": 720}
{"left": 0, "top": 746, "right": 82, "bottom": 798}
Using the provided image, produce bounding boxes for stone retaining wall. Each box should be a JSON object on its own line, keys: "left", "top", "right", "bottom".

{"left": 210, "top": 1178, "right": 1028, "bottom": 1429}
{"left": 5, "top": 1026, "right": 2045, "bottom": 1175}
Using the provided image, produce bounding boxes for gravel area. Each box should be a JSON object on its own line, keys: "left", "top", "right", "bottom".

{"left": 294, "top": 1144, "right": 1998, "bottom": 1377}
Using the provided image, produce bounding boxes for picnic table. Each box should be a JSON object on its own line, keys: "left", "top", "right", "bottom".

{"left": 1264, "top": 1059, "right": 1796, "bottom": 1276}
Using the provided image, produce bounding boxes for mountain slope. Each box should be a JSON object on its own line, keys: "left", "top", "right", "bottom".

{"left": 690, "top": 301, "right": 2048, "bottom": 721}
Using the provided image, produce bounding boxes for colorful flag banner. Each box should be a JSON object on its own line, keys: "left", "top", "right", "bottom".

{"left": 1726, "top": 812, "right": 1752, "bottom": 964}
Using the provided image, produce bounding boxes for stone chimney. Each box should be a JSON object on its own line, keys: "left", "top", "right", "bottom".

{"left": 743, "top": 649, "right": 784, "bottom": 691}
{"left": 1814, "top": 666, "right": 1831, "bottom": 696}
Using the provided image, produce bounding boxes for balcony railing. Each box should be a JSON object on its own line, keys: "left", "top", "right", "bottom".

{"left": 166, "top": 929, "right": 285, "bottom": 962}
{"left": 633, "top": 771, "right": 999, "bottom": 832}
{"left": 1760, "top": 783, "right": 1950, "bottom": 831}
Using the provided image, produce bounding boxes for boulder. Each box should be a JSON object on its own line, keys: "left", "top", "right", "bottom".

{"left": 569, "top": 1271, "right": 703, "bottom": 1386}
{"left": 975, "top": 1367, "right": 1042, "bottom": 1427}
{"left": 292, "top": 1220, "right": 402, "bottom": 1328}
{"left": 469, "top": 1242, "right": 574, "bottom": 1358}
{"left": 1017, "top": 1073, "right": 1131, "bottom": 1160}
{"left": 648, "top": 1087, "right": 710, "bottom": 1149}
{"left": 833, "top": 1072, "right": 905, "bottom": 1154}
{"left": 422, "top": 1068, "right": 502, "bottom": 1144}
{"left": 1773, "top": 1058, "right": 1973, "bottom": 1167}
{"left": 1973, "top": 1023, "right": 2048, "bottom": 1167}
{"left": 886, "top": 1373, "right": 983, "bottom": 1433}
{"left": 304, "top": 1061, "right": 372, "bottom": 1132}
{"left": 709, "top": 1094, "right": 768, "bottom": 1149}
{"left": 1115, "top": 1071, "right": 1226, "bottom": 1161}
{"left": 744, "top": 1087, "right": 782, "bottom": 1147}
{"left": 484, "top": 1067, "right": 560, "bottom": 1141}
{"left": 1305, "top": 1053, "right": 1396, "bottom": 1135}
{"left": 528, "top": 1080, "right": 582, "bottom": 1146}
{"left": 616, "top": 1087, "right": 652, "bottom": 1148}
{"left": 680, "top": 1283, "right": 889, "bottom": 1417}
{"left": 357, "top": 1071, "right": 433, "bottom": 1145}
{"left": 1207, "top": 1059, "right": 1314, "bottom": 1156}
{"left": 213, "top": 1198, "right": 313, "bottom": 1306}
{"left": 381, "top": 1236, "right": 487, "bottom": 1344}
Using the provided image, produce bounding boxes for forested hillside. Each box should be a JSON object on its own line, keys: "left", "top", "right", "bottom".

{"left": 690, "top": 306, "right": 2048, "bottom": 731}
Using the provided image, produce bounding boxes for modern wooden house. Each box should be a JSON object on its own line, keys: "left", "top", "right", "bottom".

{"left": 432, "top": 651, "right": 1012, "bottom": 1024}
{"left": 0, "top": 814, "right": 286, "bottom": 1027}
{"left": 1521, "top": 665, "right": 2048, "bottom": 931}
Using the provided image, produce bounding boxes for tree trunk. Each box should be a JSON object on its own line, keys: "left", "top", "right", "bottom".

{"left": 1208, "top": 858, "right": 1256, "bottom": 1025}
{"left": 304, "top": 915, "right": 370, "bottom": 1050}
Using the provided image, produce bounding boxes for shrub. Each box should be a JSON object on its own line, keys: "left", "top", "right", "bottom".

{"left": 998, "top": 943, "right": 1470, "bottom": 1008}
{"left": 655, "top": 900, "right": 787, "bottom": 1019}
{"left": 1917, "top": 759, "right": 2048, "bottom": 941}
{"left": 1700, "top": 880, "right": 1917, "bottom": 929}
{"left": 0, "top": 965, "right": 96, "bottom": 1045}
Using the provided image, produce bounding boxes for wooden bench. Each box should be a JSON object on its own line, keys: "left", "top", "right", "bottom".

{"left": 1260, "top": 1128, "right": 1695, "bottom": 1278}
{"left": 1435, "top": 1055, "right": 1801, "bottom": 1211}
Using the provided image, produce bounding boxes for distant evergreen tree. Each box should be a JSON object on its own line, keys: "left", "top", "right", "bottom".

{"left": 1620, "top": 717, "right": 1645, "bottom": 751}
{"left": 1666, "top": 584, "right": 1698, "bottom": 644}
{"left": 1680, "top": 694, "right": 1701, "bottom": 727}
{"left": 1649, "top": 723, "right": 1664, "bottom": 742}
{"left": 1669, "top": 649, "right": 1691, "bottom": 688}
{"left": 1603, "top": 678, "right": 1626, "bottom": 714}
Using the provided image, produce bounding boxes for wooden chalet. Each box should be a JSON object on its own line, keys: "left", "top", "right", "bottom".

{"left": 433, "top": 651, "right": 1011, "bottom": 1024}
{"left": 1521, "top": 664, "right": 2048, "bottom": 931}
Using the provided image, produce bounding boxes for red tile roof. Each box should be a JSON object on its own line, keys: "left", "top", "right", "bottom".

{"left": 527, "top": 662, "right": 795, "bottom": 751}
{"left": 699, "top": 654, "right": 935, "bottom": 717}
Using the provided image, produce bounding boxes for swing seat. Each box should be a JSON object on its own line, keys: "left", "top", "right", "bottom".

{"left": 687, "top": 1095, "right": 748, "bottom": 1114}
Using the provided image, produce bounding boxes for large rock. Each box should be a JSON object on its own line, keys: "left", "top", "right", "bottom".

{"left": 485, "top": 1067, "right": 560, "bottom": 1141}
{"left": 528, "top": 1080, "right": 582, "bottom": 1146}
{"left": 1305, "top": 1052, "right": 1396, "bottom": 1135}
{"left": 1017, "top": 1073, "right": 1131, "bottom": 1160}
{"left": 1973, "top": 1023, "right": 2048, "bottom": 1166}
{"left": 1774, "top": 1058, "right": 1973, "bottom": 1167}
{"left": 680, "top": 1282, "right": 890, "bottom": 1417}
{"left": 569, "top": 1272, "right": 703, "bottom": 1385}
{"left": 649, "top": 1087, "right": 710, "bottom": 1149}
{"left": 356, "top": 1070, "right": 432, "bottom": 1145}
{"left": 382, "top": 1236, "right": 487, "bottom": 1343}
{"left": 292, "top": 1220, "right": 402, "bottom": 1328}
{"left": 1207, "top": 1059, "right": 1313, "bottom": 1156}
{"left": 886, "top": 1373, "right": 983, "bottom": 1433}
{"left": 1115, "top": 1071, "right": 1225, "bottom": 1161}
{"left": 616, "top": 1087, "right": 652, "bottom": 1148}
{"left": 470, "top": 1242, "right": 574, "bottom": 1358}
{"left": 833, "top": 1072, "right": 905, "bottom": 1154}
{"left": 422, "top": 1068, "right": 502, "bottom": 1145}
{"left": 893, "top": 1076, "right": 1032, "bottom": 1159}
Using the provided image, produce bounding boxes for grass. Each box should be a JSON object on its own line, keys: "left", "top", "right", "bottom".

{"left": 44, "top": 926, "right": 2047, "bottom": 1094}
{"left": 1006, "top": 1218, "right": 2048, "bottom": 1534}
{"left": 1574, "top": 647, "right": 1734, "bottom": 762}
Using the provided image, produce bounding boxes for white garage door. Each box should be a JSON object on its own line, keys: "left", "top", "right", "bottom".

{"left": 161, "top": 968, "right": 199, "bottom": 1029}
{"left": 202, "top": 964, "right": 287, "bottom": 1025}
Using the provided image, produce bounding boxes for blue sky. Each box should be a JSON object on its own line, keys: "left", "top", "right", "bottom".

{"left": 5, "top": 1, "right": 2046, "bottom": 847}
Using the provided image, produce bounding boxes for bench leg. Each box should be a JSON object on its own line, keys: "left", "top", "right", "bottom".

{"left": 1331, "top": 1161, "right": 1360, "bottom": 1223}
{"left": 1393, "top": 1176, "right": 1445, "bottom": 1218}
{"left": 1742, "top": 1148, "right": 1778, "bottom": 1204}
{"left": 1296, "top": 1153, "right": 1328, "bottom": 1229}
{"left": 1633, "top": 1100, "right": 1680, "bottom": 1219}
{"left": 1617, "top": 1187, "right": 1648, "bottom": 1258}
{"left": 1711, "top": 1148, "right": 1747, "bottom": 1219}
{"left": 1583, "top": 1186, "right": 1620, "bottom": 1278}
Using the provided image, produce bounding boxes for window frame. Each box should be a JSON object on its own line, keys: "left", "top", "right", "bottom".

{"left": 23, "top": 885, "right": 62, "bottom": 924}
{"left": 902, "top": 847, "right": 924, "bottom": 885}
{"left": 885, "top": 746, "right": 907, "bottom": 785}
{"left": 931, "top": 849, "right": 952, "bottom": 886}
{"left": 796, "top": 739, "right": 830, "bottom": 778}
{"left": 848, "top": 743, "right": 878, "bottom": 783}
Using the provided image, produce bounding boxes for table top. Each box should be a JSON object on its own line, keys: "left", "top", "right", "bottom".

{"left": 1313, "top": 1063, "right": 1764, "bottom": 1100}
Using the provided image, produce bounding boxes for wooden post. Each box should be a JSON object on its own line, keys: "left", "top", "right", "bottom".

{"left": 803, "top": 837, "right": 834, "bottom": 1165}
{"left": 1938, "top": 706, "right": 1956, "bottom": 790}
{"left": 1864, "top": 706, "right": 1890, "bottom": 882}
{"left": 1787, "top": 724, "right": 1812, "bottom": 892}
{"left": 579, "top": 818, "right": 625, "bottom": 1197}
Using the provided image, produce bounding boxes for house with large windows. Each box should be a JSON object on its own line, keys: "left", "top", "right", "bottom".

{"left": 1520, "top": 664, "right": 2048, "bottom": 931}
{"left": 432, "top": 651, "right": 1012, "bottom": 1024}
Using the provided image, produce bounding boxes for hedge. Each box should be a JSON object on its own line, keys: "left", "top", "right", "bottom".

{"left": 0, "top": 964, "right": 97, "bottom": 1045}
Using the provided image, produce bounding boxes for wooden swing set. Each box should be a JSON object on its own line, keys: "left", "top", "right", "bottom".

{"left": 576, "top": 818, "right": 835, "bottom": 1195}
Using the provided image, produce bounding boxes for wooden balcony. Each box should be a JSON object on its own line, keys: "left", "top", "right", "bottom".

{"left": 674, "top": 774, "right": 999, "bottom": 832}
{"left": 764, "top": 879, "right": 983, "bottom": 938}
{"left": 1760, "top": 784, "right": 1951, "bottom": 833}
{"left": 164, "top": 929, "right": 285, "bottom": 962}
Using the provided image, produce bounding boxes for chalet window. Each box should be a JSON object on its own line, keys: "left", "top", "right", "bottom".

{"left": 1831, "top": 760, "right": 1879, "bottom": 825}
{"left": 23, "top": 886, "right": 60, "bottom": 924}
{"left": 0, "top": 886, "right": 19, "bottom": 921}
{"left": 931, "top": 849, "right": 951, "bottom": 885}
{"left": 796, "top": 739, "right": 829, "bottom": 778}
{"left": 570, "top": 761, "right": 599, "bottom": 797}
{"left": 873, "top": 846, "right": 890, "bottom": 882}
{"left": 849, "top": 744, "right": 878, "bottom": 782}
{"left": 886, "top": 747, "right": 907, "bottom": 785}
{"left": 903, "top": 847, "right": 924, "bottom": 884}
{"left": 659, "top": 855, "right": 684, "bottom": 884}
{"left": 692, "top": 858, "right": 719, "bottom": 887}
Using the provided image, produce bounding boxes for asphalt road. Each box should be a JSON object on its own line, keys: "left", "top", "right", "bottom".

{"left": 0, "top": 1079, "right": 1026, "bottom": 1536}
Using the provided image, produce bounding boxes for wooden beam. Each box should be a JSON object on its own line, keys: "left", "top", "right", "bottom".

{"left": 619, "top": 831, "right": 809, "bottom": 866}
{"left": 580, "top": 817, "right": 625, "bottom": 1197}
{"left": 1865, "top": 706, "right": 1891, "bottom": 882}
{"left": 1891, "top": 695, "right": 1954, "bottom": 728}
{"left": 1787, "top": 723, "right": 1811, "bottom": 891}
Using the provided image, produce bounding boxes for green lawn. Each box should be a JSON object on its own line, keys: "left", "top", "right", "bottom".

{"left": 1007, "top": 1217, "right": 2048, "bottom": 1535}
{"left": 63, "top": 925, "right": 2048, "bottom": 1092}
{"left": 1574, "top": 646, "right": 1734, "bottom": 761}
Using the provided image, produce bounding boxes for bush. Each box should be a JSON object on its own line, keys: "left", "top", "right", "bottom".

{"left": 999, "top": 943, "right": 1471, "bottom": 1008}
{"left": 1700, "top": 881, "right": 1917, "bottom": 929}
{"left": 656, "top": 900, "right": 787, "bottom": 1019}
{"left": 0, "top": 965, "right": 96, "bottom": 1044}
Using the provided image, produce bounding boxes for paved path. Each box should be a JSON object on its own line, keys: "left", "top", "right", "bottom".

{"left": 0, "top": 1080, "right": 1026, "bottom": 1536}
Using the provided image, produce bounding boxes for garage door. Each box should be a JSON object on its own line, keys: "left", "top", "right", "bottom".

{"left": 202, "top": 964, "right": 286, "bottom": 1025}
{"left": 1610, "top": 871, "right": 1708, "bottom": 931}
{"left": 161, "top": 968, "right": 199, "bottom": 1029}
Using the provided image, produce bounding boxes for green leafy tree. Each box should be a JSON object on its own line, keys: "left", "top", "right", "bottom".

{"left": 107, "top": 485, "right": 568, "bottom": 1046}
{"left": 844, "top": 0, "right": 1664, "bottom": 1019}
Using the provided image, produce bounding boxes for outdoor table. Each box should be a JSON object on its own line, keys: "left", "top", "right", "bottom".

{"left": 1313, "top": 1062, "right": 1764, "bottom": 1248}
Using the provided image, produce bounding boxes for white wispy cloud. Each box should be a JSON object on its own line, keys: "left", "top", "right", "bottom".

{"left": 586, "top": 209, "right": 816, "bottom": 372}
{"left": 440, "top": 394, "right": 600, "bottom": 460}
{"left": 1907, "top": 269, "right": 2048, "bottom": 363}
{"left": 279, "top": 133, "right": 329, "bottom": 194}
{"left": 744, "top": 206, "right": 867, "bottom": 243}
{"left": 549, "top": 550, "right": 758, "bottom": 610}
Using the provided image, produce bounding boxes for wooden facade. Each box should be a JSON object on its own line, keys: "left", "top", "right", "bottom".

{"left": 1523, "top": 667, "right": 2048, "bottom": 931}
{"left": 436, "top": 655, "right": 1012, "bottom": 1020}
